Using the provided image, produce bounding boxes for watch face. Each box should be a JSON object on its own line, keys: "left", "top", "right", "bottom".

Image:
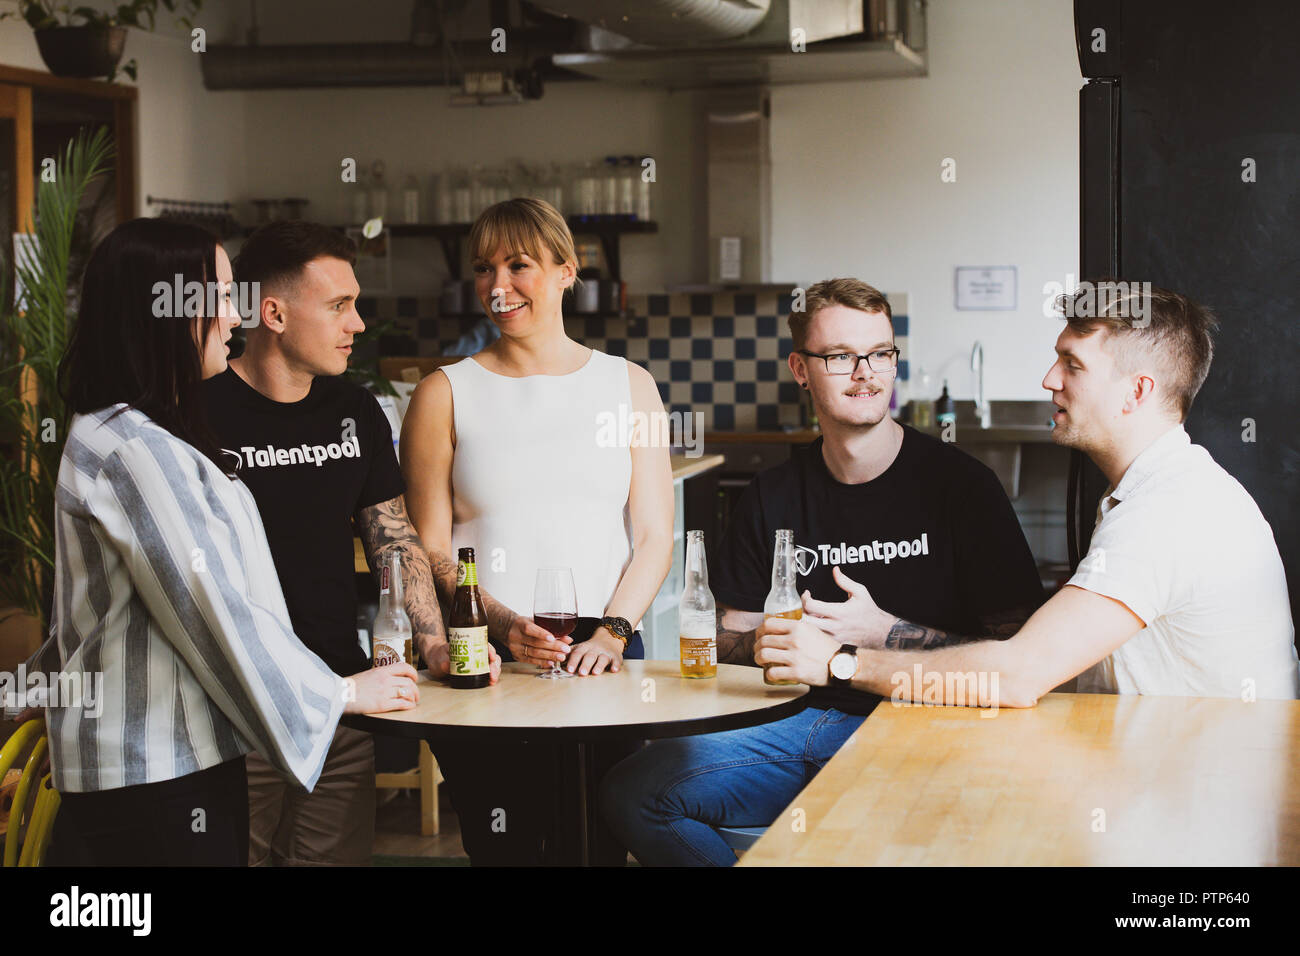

{"left": 831, "top": 652, "right": 856, "bottom": 680}
{"left": 604, "top": 617, "right": 631, "bottom": 637}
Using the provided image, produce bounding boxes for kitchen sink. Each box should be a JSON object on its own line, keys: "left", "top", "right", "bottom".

{"left": 911, "top": 400, "right": 1058, "bottom": 444}
{"left": 909, "top": 400, "right": 1062, "bottom": 498}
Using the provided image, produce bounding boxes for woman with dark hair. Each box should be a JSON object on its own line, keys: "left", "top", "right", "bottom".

{"left": 25, "top": 218, "right": 419, "bottom": 866}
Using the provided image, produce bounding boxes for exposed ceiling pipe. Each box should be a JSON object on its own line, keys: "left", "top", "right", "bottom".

{"left": 202, "top": 0, "right": 576, "bottom": 92}
{"left": 199, "top": 40, "right": 561, "bottom": 90}
{"left": 534, "top": 0, "right": 772, "bottom": 46}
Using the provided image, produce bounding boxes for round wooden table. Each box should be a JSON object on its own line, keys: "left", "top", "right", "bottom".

{"left": 346, "top": 660, "right": 808, "bottom": 865}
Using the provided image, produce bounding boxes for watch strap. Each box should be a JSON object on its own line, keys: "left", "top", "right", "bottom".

{"left": 600, "top": 616, "right": 632, "bottom": 648}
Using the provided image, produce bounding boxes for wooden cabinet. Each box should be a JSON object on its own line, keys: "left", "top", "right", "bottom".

{"left": 0, "top": 63, "right": 137, "bottom": 273}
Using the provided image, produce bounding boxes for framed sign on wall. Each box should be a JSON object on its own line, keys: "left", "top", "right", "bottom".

{"left": 955, "top": 266, "right": 1017, "bottom": 310}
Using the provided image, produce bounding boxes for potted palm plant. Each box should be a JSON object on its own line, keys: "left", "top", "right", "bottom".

{"left": 0, "top": 127, "right": 113, "bottom": 659}
{"left": 1, "top": 0, "right": 202, "bottom": 82}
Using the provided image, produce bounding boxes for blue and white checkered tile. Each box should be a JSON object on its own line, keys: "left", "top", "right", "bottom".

{"left": 392, "top": 288, "right": 908, "bottom": 430}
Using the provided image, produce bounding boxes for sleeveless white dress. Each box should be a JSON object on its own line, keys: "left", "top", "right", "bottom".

{"left": 440, "top": 350, "right": 637, "bottom": 623}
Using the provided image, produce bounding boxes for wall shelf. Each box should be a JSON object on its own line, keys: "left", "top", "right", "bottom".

{"left": 243, "top": 218, "right": 658, "bottom": 282}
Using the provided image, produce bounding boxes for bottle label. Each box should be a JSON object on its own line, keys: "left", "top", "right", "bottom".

{"left": 457, "top": 561, "right": 478, "bottom": 588}
{"left": 679, "top": 636, "right": 717, "bottom": 667}
{"left": 372, "top": 636, "right": 407, "bottom": 668}
{"left": 380, "top": 565, "right": 390, "bottom": 595}
{"left": 448, "top": 625, "right": 489, "bottom": 676}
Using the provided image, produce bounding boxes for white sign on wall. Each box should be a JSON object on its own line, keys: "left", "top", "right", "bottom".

{"left": 955, "top": 266, "right": 1017, "bottom": 310}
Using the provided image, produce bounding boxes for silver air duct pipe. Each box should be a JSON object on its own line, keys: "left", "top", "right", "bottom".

{"left": 535, "top": 0, "right": 772, "bottom": 46}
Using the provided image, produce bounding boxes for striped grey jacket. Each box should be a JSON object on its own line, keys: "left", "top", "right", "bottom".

{"left": 26, "top": 405, "right": 345, "bottom": 793}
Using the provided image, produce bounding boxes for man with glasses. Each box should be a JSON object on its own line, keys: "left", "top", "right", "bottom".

{"left": 599, "top": 278, "right": 1045, "bottom": 865}
{"left": 760, "top": 283, "right": 1297, "bottom": 707}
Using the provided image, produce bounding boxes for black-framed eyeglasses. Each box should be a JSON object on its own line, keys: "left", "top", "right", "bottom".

{"left": 796, "top": 348, "right": 900, "bottom": 375}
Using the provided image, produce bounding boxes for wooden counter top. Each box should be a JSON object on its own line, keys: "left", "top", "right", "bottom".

{"left": 669, "top": 453, "right": 724, "bottom": 480}
{"left": 349, "top": 661, "right": 806, "bottom": 741}
{"left": 739, "top": 692, "right": 1300, "bottom": 866}
{"left": 704, "top": 430, "right": 821, "bottom": 445}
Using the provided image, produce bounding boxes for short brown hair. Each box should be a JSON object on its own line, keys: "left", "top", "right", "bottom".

{"left": 1059, "top": 281, "right": 1217, "bottom": 418}
{"left": 234, "top": 219, "right": 356, "bottom": 293}
{"left": 469, "top": 197, "right": 577, "bottom": 272}
{"left": 788, "top": 278, "right": 893, "bottom": 349}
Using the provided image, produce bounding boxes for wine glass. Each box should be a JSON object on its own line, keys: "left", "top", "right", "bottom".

{"left": 533, "top": 568, "right": 577, "bottom": 680}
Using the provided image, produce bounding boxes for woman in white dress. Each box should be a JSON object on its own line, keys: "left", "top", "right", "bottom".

{"left": 402, "top": 198, "right": 673, "bottom": 864}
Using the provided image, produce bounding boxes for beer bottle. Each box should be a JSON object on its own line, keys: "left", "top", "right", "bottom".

{"left": 762, "top": 529, "right": 802, "bottom": 686}
{"left": 448, "top": 547, "right": 491, "bottom": 689}
{"left": 679, "top": 530, "right": 717, "bottom": 679}
{"left": 372, "top": 551, "right": 413, "bottom": 668}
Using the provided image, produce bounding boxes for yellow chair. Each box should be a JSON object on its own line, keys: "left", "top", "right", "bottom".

{"left": 0, "top": 718, "right": 61, "bottom": 867}
{"left": 375, "top": 741, "right": 443, "bottom": 836}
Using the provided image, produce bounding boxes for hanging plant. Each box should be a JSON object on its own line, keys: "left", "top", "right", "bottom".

{"left": 1, "top": 1, "right": 203, "bottom": 82}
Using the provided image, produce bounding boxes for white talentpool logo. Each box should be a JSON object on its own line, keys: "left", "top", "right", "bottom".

{"left": 814, "top": 533, "right": 929, "bottom": 568}
{"left": 224, "top": 437, "right": 361, "bottom": 470}
{"left": 50, "top": 886, "right": 151, "bottom": 936}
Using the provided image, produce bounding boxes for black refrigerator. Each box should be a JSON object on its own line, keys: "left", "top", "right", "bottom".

{"left": 1071, "top": 0, "right": 1300, "bottom": 631}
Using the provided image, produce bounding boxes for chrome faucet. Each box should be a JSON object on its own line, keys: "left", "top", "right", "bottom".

{"left": 971, "top": 341, "right": 991, "bottom": 428}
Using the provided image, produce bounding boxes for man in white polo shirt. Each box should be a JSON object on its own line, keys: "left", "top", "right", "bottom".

{"left": 759, "top": 283, "right": 1298, "bottom": 705}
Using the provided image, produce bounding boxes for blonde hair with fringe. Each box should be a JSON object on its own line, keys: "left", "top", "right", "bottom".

{"left": 469, "top": 198, "right": 579, "bottom": 277}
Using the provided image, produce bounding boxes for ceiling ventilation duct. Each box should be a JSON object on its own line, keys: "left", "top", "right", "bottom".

{"left": 535, "top": 0, "right": 772, "bottom": 46}
{"left": 201, "top": 0, "right": 573, "bottom": 91}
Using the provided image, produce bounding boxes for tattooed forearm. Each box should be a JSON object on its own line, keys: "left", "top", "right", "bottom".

{"left": 977, "top": 605, "right": 1037, "bottom": 639}
{"left": 882, "top": 604, "right": 1037, "bottom": 650}
{"left": 422, "top": 542, "right": 517, "bottom": 642}
{"left": 716, "top": 608, "right": 759, "bottom": 667}
{"left": 883, "top": 620, "right": 983, "bottom": 651}
{"left": 481, "top": 595, "right": 517, "bottom": 644}
{"left": 356, "top": 496, "right": 445, "bottom": 646}
{"left": 425, "top": 548, "right": 460, "bottom": 604}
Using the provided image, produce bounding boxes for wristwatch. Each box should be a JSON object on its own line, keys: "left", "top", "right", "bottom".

{"left": 600, "top": 615, "right": 633, "bottom": 649}
{"left": 829, "top": 644, "right": 858, "bottom": 686}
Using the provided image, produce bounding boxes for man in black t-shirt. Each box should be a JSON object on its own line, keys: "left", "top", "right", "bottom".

{"left": 203, "top": 222, "right": 503, "bottom": 866}
{"left": 600, "top": 278, "right": 1044, "bottom": 866}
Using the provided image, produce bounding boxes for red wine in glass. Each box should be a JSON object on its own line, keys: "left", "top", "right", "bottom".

{"left": 534, "top": 612, "right": 577, "bottom": 640}
{"left": 533, "top": 568, "right": 577, "bottom": 679}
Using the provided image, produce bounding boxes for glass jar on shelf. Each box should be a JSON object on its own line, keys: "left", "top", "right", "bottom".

{"left": 401, "top": 174, "right": 421, "bottom": 224}
{"left": 571, "top": 161, "right": 597, "bottom": 222}
{"left": 636, "top": 155, "right": 653, "bottom": 222}
{"left": 450, "top": 167, "right": 472, "bottom": 223}
{"left": 469, "top": 164, "right": 489, "bottom": 217}
{"left": 617, "top": 155, "right": 637, "bottom": 221}
{"left": 432, "top": 170, "right": 451, "bottom": 224}
{"left": 546, "top": 162, "right": 565, "bottom": 214}
{"left": 600, "top": 155, "right": 620, "bottom": 220}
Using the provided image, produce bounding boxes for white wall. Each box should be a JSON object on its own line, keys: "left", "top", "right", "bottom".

{"left": 3, "top": 0, "right": 1082, "bottom": 399}
{"left": 1, "top": 1, "right": 247, "bottom": 213}
{"left": 771, "top": 0, "right": 1082, "bottom": 400}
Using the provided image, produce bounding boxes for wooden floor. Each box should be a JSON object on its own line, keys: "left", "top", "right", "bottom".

{"left": 373, "top": 788, "right": 467, "bottom": 861}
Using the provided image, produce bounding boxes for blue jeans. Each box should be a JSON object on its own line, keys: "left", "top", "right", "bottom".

{"left": 598, "top": 707, "right": 865, "bottom": 866}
